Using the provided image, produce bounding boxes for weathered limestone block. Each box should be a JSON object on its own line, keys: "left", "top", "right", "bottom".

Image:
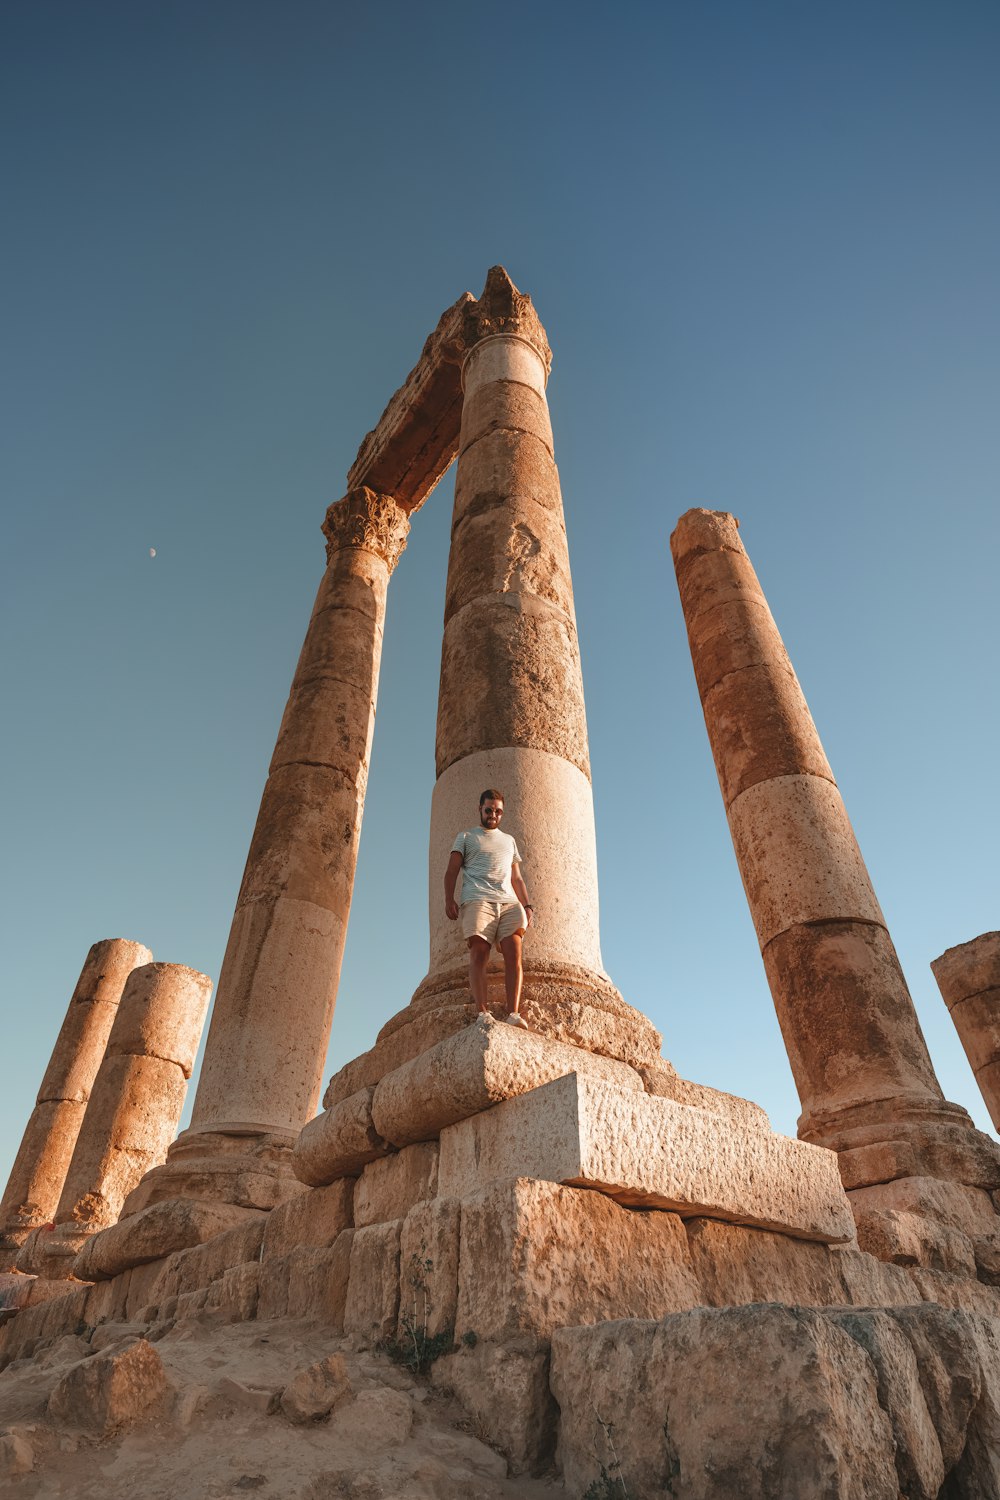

{"left": 849, "top": 1175, "right": 1000, "bottom": 1240}
{"left": 280, "top": 1353, "right": 353, "bottom": 1425}
{"left": 398, "top": 1198, "right": 460, "bottom": 1343}
{"left": 261, "top": 1178, "right": 354, "bottom": 1260}
{"left": 430, "top": 1337, "right": 556, "bottom": 1477}
{"left": 47, "top": 1338, "right": 169, "bottom": 1436}
{"left": 370, "top": 1015, "right": 642, "bottom": 1149}
{"left": 344, "top": 1220, "right": 401, "bottom": 1346}
{"left": 684, "top": 1218, "right": 848, "bottom": 1308}
{"left": 637, "top": 1059, "right": 770, "bottom": 1130}
{"left": 292, "top": 1085, "right": 389, "bottom": 1187}
{"left": 72, "top": 1196, "right": 260, "bottom": 1282}
{"left": 254, "top": 1233, "right": 353, "bottom": 1326}
{"left": 353, "top": 1143, "right": 438, "bottom": 1228}
{"left": 456, "top": 1177, "right": 701, "bottom": 1344}
{"left": 853, "top": 1205, "right": 978, "bottom": 1277}
{"left": 440, "top": 1073, "right": 855, "bottom": 1243}
{"left": 0, "top": 939, "right": 151, "bottom": 1263}
{"left": 323, "top": 1006, "right": 468, "bottom": 1107}
{"left": 144, "top": 1218, "right": 265, "bottom": 1302}
{"left": 933, "top": 933, "right": 1000, "bottom": 1132}
{"left": 552, "top": 1306, "right": 900, "bottom": 1500}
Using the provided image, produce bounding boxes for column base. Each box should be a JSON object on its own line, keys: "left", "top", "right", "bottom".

{"left": 119, "top": 1126, "right": 303, "bottom": 1220}
{"left": 15, "top": 1223, "right": 90, "bottom": 1281}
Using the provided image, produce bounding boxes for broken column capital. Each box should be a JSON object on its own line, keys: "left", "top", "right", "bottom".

{"left": 322, "top": 488, "right": 410, "bottom": 574}
{"left": 458, "top": 265, "right": 552, "bottom": 376}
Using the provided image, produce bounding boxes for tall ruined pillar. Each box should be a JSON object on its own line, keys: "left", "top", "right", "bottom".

{"left": 933, "top": 933, "right": 1000, "bottom": 1132}
{"left": 116, "top": 487, "right": 410, "bottom": 1230}
{"left": 17, "top": 962, "right": 211, "bottom": 1278}
{"left": 0, "top": 939, "right": 151, "bottom": 1269}
{"left": 410, "top": 269, "right": 659, "bottom": 1065}
{"left": 670, "top": 508, "right": 1000, "bottom": 1205}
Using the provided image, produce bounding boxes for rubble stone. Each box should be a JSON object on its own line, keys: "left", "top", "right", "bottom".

{"left": 279, "top": 1353, "right": 353, "bottom": 1424}
{"left": 47, "top": 1338, "right": 169, "bottom": 1435}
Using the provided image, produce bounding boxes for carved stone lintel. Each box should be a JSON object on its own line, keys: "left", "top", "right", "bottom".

{"left": 322, "top": 487, "right": 410, "bottom": 573}
{"left": 459, "top": 265, "right": 552, "bottom": 374}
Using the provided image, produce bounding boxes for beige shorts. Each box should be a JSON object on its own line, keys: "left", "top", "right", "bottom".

{"left": 462, "top": 900, "right": 527, "bottom": 949}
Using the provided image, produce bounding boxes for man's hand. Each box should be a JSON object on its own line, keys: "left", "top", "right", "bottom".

{"left": 445, "top": 897, "right": 459, "bottom": 921}
{"left": 444, "top": 850, "right": 464, "bottom": 922}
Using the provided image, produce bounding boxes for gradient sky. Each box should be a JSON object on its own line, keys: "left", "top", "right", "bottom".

{"left": 2, "top": 0, "right": 998, "bottom": 1190}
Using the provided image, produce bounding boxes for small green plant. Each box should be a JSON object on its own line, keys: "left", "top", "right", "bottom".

{"left": 584, "top": 1408, "right": 630, "bottom": 1499}
{"left": 379, "top": 1249, "right": 454, "bottom": 1375}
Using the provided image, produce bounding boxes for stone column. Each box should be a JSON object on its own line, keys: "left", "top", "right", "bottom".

{"left": 670, "top": 508, "right": 1000, "bottom": 1197}
{"left": 119, "top": 487, "right": 410, "bottom": 1226}
{"left": 933, "top": 933, "right": 1000, "bottom": 1132}
{"left": 16, "top": 962, "right": 210, "bottom": 1278}
{"left": 0, "top": 939, "right": 151, "bottom": 1269}
{"left": 410, "top": 269, "right": 660, "bottom": 1066}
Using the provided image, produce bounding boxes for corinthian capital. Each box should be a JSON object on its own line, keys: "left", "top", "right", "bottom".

{"left": 458, "top": 266, "right": 553, "bottom": 375}
{"left": 322, "top": 488, "right": 410, "bottom": 573}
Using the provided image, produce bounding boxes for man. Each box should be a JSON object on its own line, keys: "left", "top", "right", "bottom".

{"left": 444, "top": 789, "right": 534, "bottom": 1027}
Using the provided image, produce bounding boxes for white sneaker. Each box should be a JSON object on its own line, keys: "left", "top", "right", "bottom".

{"left": 505, "top": 1013, "right": 528, "bottom": 1029}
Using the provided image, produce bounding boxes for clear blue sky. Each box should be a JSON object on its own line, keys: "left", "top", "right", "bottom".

{"left": 2, "top": 0, "right": 998, "bottom": 1189}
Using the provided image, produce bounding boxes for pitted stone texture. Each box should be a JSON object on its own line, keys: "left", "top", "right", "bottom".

{"left": 638, "top": 1059, "right": 770, "bottom": 1130}
{"left": 685, "top": 1218, "right": 852, "bottom": 1308}
{"left": 344, "top": 1220, "right": 401, "bottom": 1346}
{"left": 456, "top": 1177, "right": 701, "bottom": 1344}
{"left": 398, "top": 1197, "right": 460, "bottom": 1342}
{"left": 72, "top": 1198, "right": 262, "bottom": 1281}
{"left": 256, "top": 1232, "right": 353, "bottom": 1325}
{"left": 553, "top": 1305, "right": 899, "bottom": 1500}
{"left": 439, "top": 1072, "right": 854, "bottom": 1243}
{"left": 323, "top": 1006, "right": 465, "bottom": 1106}
{"left": 106, "top": 962, "right": 212, "bottom": 1077}
{"left": 853, "top": 1205, "right": 977, "bottom": 1277}
{"left": 0, "top": 939, "right": 150, "bottom": 1260}
{"left": 933, "top": 933, "right": 1000, "bottom": 1131}
{"left": 48, "top": 1338, "right": 169, "bottom": 1436}
{"left": 849, "top": 1176, "right": 1000, "bottom": 1240}
{"left": 728, "top": 774, "right": 885, "bottom": 948}
{"left": 370, "top": 1016, "right": 643, "bottom": 1149}
{"left": 261, "top": 1178, "right": 353, "bottom": 1260}
{"left": 293, "top": 1085, "right": 389, "bottom": 1187}
{"left": 764, "top": 922, "right": 946, "bottom": 1128}
{"left": 280, "top": 1353, "right": 353, "bottom": 1425}
{"left": 430, "top": 1338, "right": 556, "bottom": 1477}
{"left": 353, "top": 1143, "right": 438, "bottom": 1228}
{"left": 121, "top": 1127, "right": 300, "bottom": 1218}
{"left": 704, "top": 662, "right": 835, "bottom": 807}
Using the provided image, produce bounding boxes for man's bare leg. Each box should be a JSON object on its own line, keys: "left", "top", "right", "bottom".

{"left": 468, "top": 937, "right": 491, "bottom": 1013}
{"left": 500, "top": 932, "right": 524, "bottom": 1016}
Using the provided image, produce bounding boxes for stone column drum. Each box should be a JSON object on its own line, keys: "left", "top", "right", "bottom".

{"left": 0, "top": 939, "right": 151, "bottom": 1269}
{"left": 121, "top": 487, "right": 410, "bottom": 1225}
{"left": 669, "top": 508, "right": 1000, "bottom": 1197}
{"left": 933, "top": 933, "right": 1000, "bottom": 1132}
{"left": 409, "top": 270, "right": 659, "bottom": 1065}
{"left": 16, "top": 962, "right": 211, "bottom": 1278}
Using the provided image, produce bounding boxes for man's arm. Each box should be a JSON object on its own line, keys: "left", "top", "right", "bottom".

{"left": 444, "top": 850, "right": 464, "bottom": 921}
{"left": 511, "top": 862, "right": 533, "bottom": 927}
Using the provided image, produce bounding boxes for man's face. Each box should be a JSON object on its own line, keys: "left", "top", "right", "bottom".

{"left": 480, "top": 799, "right": 504, "bottom": 829}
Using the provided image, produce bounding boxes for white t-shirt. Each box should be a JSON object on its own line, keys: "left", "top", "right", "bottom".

{"left": 452, "top": 826, "right": 523, "bottom": 905}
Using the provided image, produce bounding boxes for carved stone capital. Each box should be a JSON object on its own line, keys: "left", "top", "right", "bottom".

{"left": 458, "top": 265, "right": 552, "bottom": 375}
{"left": 322, "top": 487, "right": 410, "bottom": 573}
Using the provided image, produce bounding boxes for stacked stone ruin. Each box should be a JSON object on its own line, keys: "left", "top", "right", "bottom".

{"left": 3, "top": 268, "right": 1000, "bottom": 1495}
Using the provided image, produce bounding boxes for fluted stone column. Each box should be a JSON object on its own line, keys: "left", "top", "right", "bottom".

{"left": 933, "top": 933, "right": 1000, "bottom": 1132}
{"left": 17, "top": 963, "right": 210, "bottom": 1278}
{"left": 410, "top": 270, "right": 659, "bottom": 1066}
{"left": 670, "top": 508, "right": 1000, "bottom": 1198}
{"left": 121, "top": 487, "right": 410, "bottom": 1226}
{"left": 0, "top": 939, "right": 151, "bottom": 1269}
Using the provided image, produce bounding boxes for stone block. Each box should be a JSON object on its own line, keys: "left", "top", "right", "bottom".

{"left": 440, "top": 1072, "right": 855, "bottom": 1243}
{"left": 257, "top": 1233, "right": 353, "bottom": 1326}
{"left": 456, "top": 1177, "right": 701, "bottom": 1344}
{"left": 371, "top": 1015, "right": 642, "bottom": 1149}
{"left": 292, "top": 1086, "right": 389, "bottom": 1187}
{"left": 552, "top": 1305, "right": 899, "bottom": 1500}
{"left": 703, "top": 661, "right": 834, "bottom": 807}
{"left": 344, "top": 1220, "right": 401, "bottom": 1346}
{"left": 853, "top": 1205, "right": 977, "bottom": 1277}
{"left": 637, "top": 1060, "right": 770, "bottom": 1130}
{"left": 849, "top": 1176, "right": 1000, "bottom": 1239}
{"left": 0, "top": 1427, "right": 34, "bottom": 1478}
{"left": 398, "top": 1198, "right": 460, "bottom": 1343}
{"left": 833, "top": 1244, "right": 930, "bottom": 1307}
{"left": 353, "top": 1143, "right": 438, "bottom": 1228}
{"left": 47, "top": 1337, "right": 169, "bottom": 1435}
{"left": 430, "top": 1337, "right": 555, "bottom": 1477}
{"left": 261, "top": 1177, "right": 354, "bottom": 1259}
{"left": 684, "top": 1218, "right": 847, "bottom": 1308}
{"left": 838, "top": 1137, "right": 919, "bottom": 1190}
{"left": 323, "top": 1005, "right": 465, "bottom": 1107}
{"left": 148, "top": 1217, "right": 265, "bottom": 1301}
{"left": 279, "top": 1353, "right": 352, "bottom": 1424}
{"left": 207, "top": 1262, "right": 259, "bottom": 1322}
{"left": 73, "top": 1198, "right": 263, "bottom": 1281}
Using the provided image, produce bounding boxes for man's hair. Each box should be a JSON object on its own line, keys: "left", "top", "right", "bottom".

{"left": 479, "top": 788, "right": 504, "bottom": 807}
